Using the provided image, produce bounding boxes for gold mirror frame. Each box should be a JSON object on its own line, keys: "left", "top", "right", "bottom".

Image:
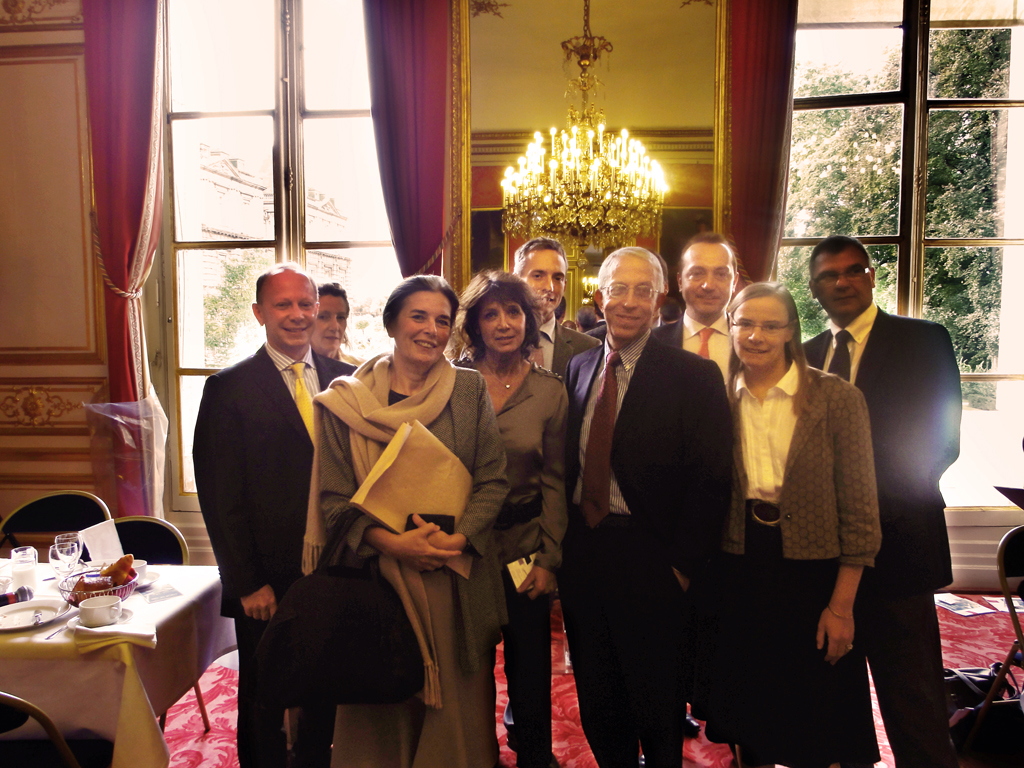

{"left": 447, "top": 0, "right": 731, "bottom": 294}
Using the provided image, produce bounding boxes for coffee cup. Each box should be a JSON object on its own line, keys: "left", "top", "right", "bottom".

{"left": 79, "top": 595, "right": 122, "bottom": 628}
{"left": 133, "top": 560, "right": 148, "bottom": 582}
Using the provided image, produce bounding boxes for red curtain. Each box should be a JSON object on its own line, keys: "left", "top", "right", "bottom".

{"left": 363, "top": 0, "right": 449, "bottom": 277}
{"left": 83, "top": 0, "right": 164, "bottom": 516}
{"left": 728, "top": 0, "right": 798, "bottom": 282}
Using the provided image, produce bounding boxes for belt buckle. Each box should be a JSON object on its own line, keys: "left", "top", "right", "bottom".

{"left": 750, "top": 501, "right": 781, "bottom": 527}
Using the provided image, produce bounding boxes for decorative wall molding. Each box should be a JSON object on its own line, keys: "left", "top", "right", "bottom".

{"left": 0, "top": 472, "right": 94, "bottom": 487}
{"left": 0, "top": 0, "right": 82, "bottom": 30}
{"left": 0, "top": 378, "right": 104, "bottom": 435}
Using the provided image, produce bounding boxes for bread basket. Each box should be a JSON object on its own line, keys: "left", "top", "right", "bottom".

{"left": 59, "top": 568, "right": 138, "bottom": 607}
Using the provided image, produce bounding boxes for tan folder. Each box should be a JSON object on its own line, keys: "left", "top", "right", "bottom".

{"left": 352, "top": 421, "right": 474, "bottom": 578}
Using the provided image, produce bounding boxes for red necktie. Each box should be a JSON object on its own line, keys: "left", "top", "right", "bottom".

{"left": 697, "top": 327, "right": 714, "bottom": 359}
{"left": 580, "top": 351, "right": 620, "bottom": 528}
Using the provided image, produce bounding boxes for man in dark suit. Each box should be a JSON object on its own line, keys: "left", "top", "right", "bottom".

{"left": 652, "top": 232, "right": 738, "bottom": 382}
{"left": 560, "top": 247, "right": 732, "bottom": 768}
{"left": 513, "top": 237, "right": 600, "bottom": 377}
{"left": 194, "top": 263, "right": 354, "bottom": 768}
{"left": 804, "top": 235, "right": 962, "bottom": 768}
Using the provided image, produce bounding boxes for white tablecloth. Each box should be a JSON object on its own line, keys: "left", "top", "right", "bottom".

{"left": 0, "top": 564, "right": 236, "bottom": 768}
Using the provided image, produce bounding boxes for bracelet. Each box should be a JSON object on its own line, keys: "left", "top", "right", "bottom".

{"left": 827, "top": 603, "right": 853, "bottom": 620}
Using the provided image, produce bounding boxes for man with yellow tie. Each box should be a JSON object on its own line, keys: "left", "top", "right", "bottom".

{"left": 653, "top": 233, "right": 740, "bottom": 381}
{"left": 194, "top": 263, "right": 354, "bottom": 768}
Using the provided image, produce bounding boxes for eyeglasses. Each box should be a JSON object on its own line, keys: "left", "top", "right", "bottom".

{"left": 730, "top": 320, "right": 793, "bottom": 337}
{"left": 812, "top": 265, "right": 871, "bottom": 287}
{"left": 601, "top": 283, "right": 656, "bottom": 301}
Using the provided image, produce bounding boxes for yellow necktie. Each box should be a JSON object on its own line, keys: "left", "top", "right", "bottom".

{"left": 290, "top": 362, "right": 315, "bottom": 440}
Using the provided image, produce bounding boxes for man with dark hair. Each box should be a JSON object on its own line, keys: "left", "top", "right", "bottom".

{"left": 561, "top": 247, "right": 732, "bottom": 768}
{"left": 804, "top": 235, "right": 962, "bottom": 768}
{"left": 513, "top": 237, "right": 599, "bottom": 377}
{"left": 653, "top": 232, "right": 738, "bottom": 380}
{"left": 659, "top": 297, "right": 683, "bottom": 325}
{"left": 575, "top": 305, "right": 600, "bottom": 333}
{"left": 194, "top": 263, "right": 355, "bottom": 768}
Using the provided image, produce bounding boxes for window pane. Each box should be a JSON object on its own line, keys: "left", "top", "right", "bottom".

{"left": 303, "top": 0, "right": 371, "bottom": 111}
{"left": 940, "top": 380, "right": 1024, "bottom": 508}
{"left": 306, "top": 247, "right": 402, "bottom": 362}
{"left": 303, "top": 118, "right": 391, "bottom": 242}
{"left": 797, "top": 0, "right": 902, "bottom": 25}
{"left": 787, "top": 106, "right": 903, "bottom": 238}
{"left": 178, "top": 375, "right": 209, "bottom": 495}
{"left": 777, "top": 245, "right": 896, "bottom": 342}
{"left": 172, "top": 117, "right": 275, "bottom": 242}
{"left": 794, "top": 28, "right": 902, "bottom": 98}
{"left": 929, "top": 29, "right": 1014, "bottom": 99}
{"left": 167, "top": 0, "right": 275, "bottom": 112}
{"left": 924, "top": 246, "right": 1024, "bottom": 376}
{"left": 926, "top": 109, "right": 1022, "bottom": 238}
{"left": 177, "top": 248, "right": 275, "bottom": 370}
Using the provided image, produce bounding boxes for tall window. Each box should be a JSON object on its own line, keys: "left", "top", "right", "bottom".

{"left": 779, "top": 0, "right": 1024, "bottom": 507}
{"left": 164, "top": 0, "right": 401, "bottom": 508}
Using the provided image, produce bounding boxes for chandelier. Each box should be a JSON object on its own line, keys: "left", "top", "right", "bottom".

{"left": 501, "top": 0, "right": 667, "bottom": 250}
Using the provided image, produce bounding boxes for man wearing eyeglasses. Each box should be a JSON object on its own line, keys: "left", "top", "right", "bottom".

{"left": 560, "top": 247, "right": 732, "bottom": 768}
{"left": 804, "top": 235, "right": 962, "bottom": 768}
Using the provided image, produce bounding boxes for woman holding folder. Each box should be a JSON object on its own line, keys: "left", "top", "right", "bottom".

{"left": 306, "top": 274, "right": 509, "bottom": 768}
{"left": 454, "top": 271, "right": 568, "bottom": 768}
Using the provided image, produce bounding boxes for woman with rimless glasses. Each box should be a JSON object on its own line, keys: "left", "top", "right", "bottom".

{"left": 695, "top": 282, "right": 882, "bottom": 768}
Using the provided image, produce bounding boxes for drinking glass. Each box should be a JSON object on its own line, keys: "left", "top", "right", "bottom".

{"left": 11, "top": 546, "right": 38, "bottom": 592}
{"left": 48, "top": 544, "right": 78, "bottom": 582}
{"left": 53, "top": 533, "right": 82, "bottom": 573}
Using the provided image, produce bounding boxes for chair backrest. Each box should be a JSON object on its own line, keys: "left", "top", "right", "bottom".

{"left": 113, "top": 517, "right": 189, "bottom": 565}
{"left": 997, "top": 525, "right": 1024, "bottom": 653}
{"left": 0, "top": 492, "right": 111, "bottom": 550}
{"left": 0, "top": 691, "right": 83, "bottom": 768}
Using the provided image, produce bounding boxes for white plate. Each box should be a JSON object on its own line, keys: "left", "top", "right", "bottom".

{"left": 67, "top": 607, "right": 134, "bottom": 630}
{"left": 136, "top": 571, "right": 160, "bottom": 590}
{"left": 0, "top": 597, "right": 72, "bottom": 631}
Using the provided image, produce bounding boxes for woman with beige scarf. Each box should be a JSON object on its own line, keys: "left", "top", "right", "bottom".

{"left": 304, "top": 275, "right": 509, "bottom": 768}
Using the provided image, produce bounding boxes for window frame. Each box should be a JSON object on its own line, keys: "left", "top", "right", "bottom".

{"left": 155, "top": 0, "right": 392, "bottom": 512}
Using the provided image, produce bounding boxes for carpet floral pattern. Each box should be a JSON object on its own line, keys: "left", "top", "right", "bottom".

{"left": 164, "top": 597, "right": 1020, "bottom": 768}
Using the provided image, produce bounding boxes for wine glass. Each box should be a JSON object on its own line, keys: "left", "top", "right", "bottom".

{"left": 53, "top": 533, "right": 82, "bottom": 574}
{"left": 48, "top": 544, "right": 78, "bottom": 582}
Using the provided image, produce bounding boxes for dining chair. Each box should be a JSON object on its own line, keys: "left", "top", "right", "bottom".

{"left": 0, "top": 491, "right": 111, "bottom": 552}
{"left": 0, "top": 690, "right": 114, "bottom": 768}
{"left": 111, "top": 516, "right": 210, "bottom": 733}
{"left": 113, "top": 516, "right": 189, "bottom": 565}
{"left": 963, "top": 524, "right": 1024, "bottom": 751}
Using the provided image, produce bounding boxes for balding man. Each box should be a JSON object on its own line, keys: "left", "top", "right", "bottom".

{"left": 195, "top": 263, "right": 354, "bottom": 768}
{"left": 653, "top": 233, "right": 739, "bottom": 380}
{"left": 513, "top": 237, "right": 600, "bottom": 377}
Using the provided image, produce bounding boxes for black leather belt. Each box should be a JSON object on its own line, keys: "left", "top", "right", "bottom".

{"left": 746, "top": 499, "right": 781, "bottom": 527}
{"left": 493, "top": 496, "right": 544, "bottom": 531}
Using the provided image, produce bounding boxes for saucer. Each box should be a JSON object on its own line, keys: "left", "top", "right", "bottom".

{"left": 68, "top": 608, "right": 134, "bottom": 630}
{"left": 136, "top": 572, "right": 160, "bottom": 590}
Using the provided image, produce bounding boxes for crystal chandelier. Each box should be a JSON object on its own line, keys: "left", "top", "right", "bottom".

{"left": 501, "top": 0, "right": 667, "bottom": 250}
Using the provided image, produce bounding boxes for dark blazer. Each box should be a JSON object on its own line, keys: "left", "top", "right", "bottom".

{"left": 550, "top": 321, "right": 601, "bottom": 379}
{"left": 651, "top": 319, "right": 684, "bottom": 348}
{"left": 194, "top": 346, "right": 354, "bottom": 616}
{"left": 564, "top": 335, "right": 733, "bottom": 578}
{"left": 804, "top": 310, "right": 961, "bottom": 597}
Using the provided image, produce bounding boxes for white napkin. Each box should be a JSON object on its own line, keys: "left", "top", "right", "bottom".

{"left": 74, "top": 622, "right": 157, "bottom": 652}
{"left": 80, "top": 519, "right": 124, "bottom": 562}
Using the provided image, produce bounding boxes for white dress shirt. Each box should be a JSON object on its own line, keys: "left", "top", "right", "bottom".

{"left": 681, "top": 313, "right": 731, "bottom": 380}
{"left": 265, "top": 343, "right": 321, "bottom": 396}
{"left": 822, "top": 303, "right": 878, "bottom": 385}
{"left": 537, "top": 316, "right": 557, "bottom": 371}
{"left": 736, "top": 363, "right": 800, "bottom": 504}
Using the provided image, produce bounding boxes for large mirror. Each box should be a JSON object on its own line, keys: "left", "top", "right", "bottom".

{"left": 467, "top": 0, "right": 721, "bottom": 311}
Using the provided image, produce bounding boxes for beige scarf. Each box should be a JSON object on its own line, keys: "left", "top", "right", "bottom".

{"left": 303, "top": 352, "right": 457, "bottom": 708}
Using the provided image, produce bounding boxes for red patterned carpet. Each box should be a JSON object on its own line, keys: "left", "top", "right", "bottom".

{"left": 164, "top": 596, "right": 1020, "bottom": 768}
